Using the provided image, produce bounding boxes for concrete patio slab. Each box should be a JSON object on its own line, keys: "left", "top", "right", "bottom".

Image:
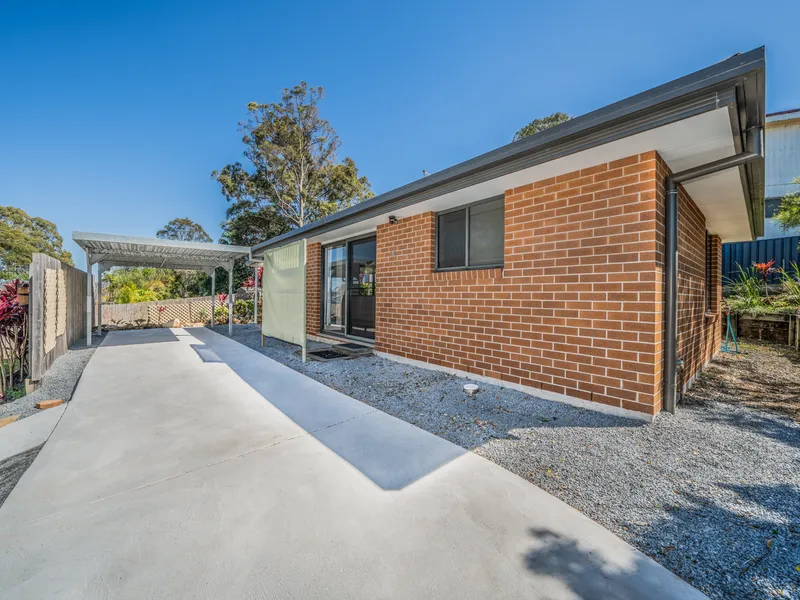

{"left": 0, "top": 404, "right": 65, "bottom": 462}
{"left": 0, "top": 328, "right": 707, "bottom": 599}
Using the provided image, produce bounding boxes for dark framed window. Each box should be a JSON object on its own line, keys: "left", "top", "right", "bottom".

{"left": 436, "top": 196, "right": 504, "bottom": 270}
{"left": 765, "top": 197, "right": 782, "bottom": 219}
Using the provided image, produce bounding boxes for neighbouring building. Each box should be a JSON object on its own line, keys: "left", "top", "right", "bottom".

{"left": 763, "top": 108, "right": 800, "bottom": 238}
{"left": 254, "top": 48, "right": 767, "bottom": 421}
{"left": 721, "top": 108, "right": 799, "bottom": 283}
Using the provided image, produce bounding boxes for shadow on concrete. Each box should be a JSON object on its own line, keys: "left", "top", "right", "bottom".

{"left": 523, "top": 528, "right": 702, "bottom": 600}
{"left": 311, "top": 409, "right": 465, "bottom": 490}
{"left": 187, "top": 327, "right": 466, "bottom": 490}
{"left": 101, "top": 329, "right": 179, "bottom": 347}
{"left": 240, "top": 326, "right": 649, "bottom": 443}
{"left": 190, "top": 344, "right": 223, "bottom": 363}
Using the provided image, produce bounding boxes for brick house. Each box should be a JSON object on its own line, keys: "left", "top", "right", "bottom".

{"left": 253, "top": 48, "right": 766, "bottom": 421}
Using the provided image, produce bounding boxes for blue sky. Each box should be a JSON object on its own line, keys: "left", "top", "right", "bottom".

{"left": 1, "top": 0, "right": 798, "bottom": 262}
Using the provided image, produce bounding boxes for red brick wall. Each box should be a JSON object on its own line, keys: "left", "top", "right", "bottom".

{"left": 306, "top": 242, "right": 321, "bottom": 336}
{"left": 305, "top": 151, "right": 721, "bottom": 416}
{"left": 375, "top": 152, "right": 666, "bottom": 416}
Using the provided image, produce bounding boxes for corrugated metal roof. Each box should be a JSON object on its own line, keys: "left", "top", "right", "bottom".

{"left": 72, "top": 232, "right": 250, "bottom": 269}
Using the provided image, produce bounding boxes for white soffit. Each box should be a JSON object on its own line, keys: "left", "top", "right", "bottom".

{"left": 309, "top": 107, "right": 752, "bottom": 245}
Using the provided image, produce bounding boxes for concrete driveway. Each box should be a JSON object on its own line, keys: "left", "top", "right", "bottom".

{"left": 0, "top": 328, "right": 706, "bottom": 599}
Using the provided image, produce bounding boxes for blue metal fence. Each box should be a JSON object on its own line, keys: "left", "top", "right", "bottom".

{"left": 722, "top": 235, "right": 800, "bottom": 283}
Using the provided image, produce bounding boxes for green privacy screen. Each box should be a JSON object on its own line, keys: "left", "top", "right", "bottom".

{"left": 262, "top": 239, "right": 307, "bottom": 356}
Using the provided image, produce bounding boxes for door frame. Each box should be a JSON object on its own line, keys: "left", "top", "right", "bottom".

{"left": 320, "top": 233, "right": 377, "bottom": 343}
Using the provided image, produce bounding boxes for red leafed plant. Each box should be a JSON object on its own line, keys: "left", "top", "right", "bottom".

{"left": 0, "top": 280, "right": 29, "bottom": 400}
{"left": 242, "top": 268, "right": 263, "bottom": 292}
{"left": 216, "top": 293, "right": 228, "bottom": 304}
{"left": 752, "top": 260, "right": 777, "bottom": 297}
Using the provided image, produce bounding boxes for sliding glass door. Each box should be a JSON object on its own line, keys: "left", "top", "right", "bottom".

{"left": 322, "top": 236, "right": 376, "bottom": 340}
{"left": 347, "top": 237, "right": 376, "bottom": 340}
{"left": 323, "top": 245, "right": 346, "bottom": 333}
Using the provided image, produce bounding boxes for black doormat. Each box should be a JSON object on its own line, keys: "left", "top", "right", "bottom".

{"left": 335, "top": 342, "right": 373, "bottom": 356}
{"left": 306, "top": 349, "right": 350, "bottom": 361}
{"left": 337, "top": 343, "right": 370, "bottom": 351}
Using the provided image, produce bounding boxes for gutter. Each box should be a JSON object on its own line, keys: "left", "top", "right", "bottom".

{"left": 252, "top": 48, "right": 766, "bottom": 255}
{"left": 662, "top": 126, "right": 764, "bottom": 413}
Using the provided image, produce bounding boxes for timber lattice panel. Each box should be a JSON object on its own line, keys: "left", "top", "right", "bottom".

{"left": 43, "top": 268, "right": 58, "bottom": 354}
{"left": 146, "top": 298, "right": 213, "bottom": 325}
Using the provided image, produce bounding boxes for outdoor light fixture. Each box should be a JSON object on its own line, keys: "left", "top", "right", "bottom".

{"left": 388, "top": 215, "right": 398, "bottom": 224}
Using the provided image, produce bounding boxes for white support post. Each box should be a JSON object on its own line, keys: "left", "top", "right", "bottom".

{"left": 85, "top": 250, "right": 93, "bottom": 346}
{"left": 228, "top": 262, "right": 234, "bottom": 336}
{"left": 97, "top": 263, "right": 106, "bottom": 335}
{"left": 253, "top": 264, "right": 259, "bottom": 325}
{"left": 210, "top": 270, "right": 216, "bottom": 327}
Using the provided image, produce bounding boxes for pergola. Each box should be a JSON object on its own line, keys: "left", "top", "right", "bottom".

{"left": 73, "top": 232, "right": 251, "bottom": 345}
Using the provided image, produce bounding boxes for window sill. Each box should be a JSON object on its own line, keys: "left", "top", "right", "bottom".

{"left": 704, "top": 311, "right": 718, "bottom": 322}
{"left": 434, "top": 264, "right": 504, "bottom": 273}
{"left": 431, "top": 267, "right": 503, "bottom": 282}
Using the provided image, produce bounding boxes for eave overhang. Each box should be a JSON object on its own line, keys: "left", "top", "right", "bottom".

{"left": 253, "top": 47, "right": 766, "bottom": 254}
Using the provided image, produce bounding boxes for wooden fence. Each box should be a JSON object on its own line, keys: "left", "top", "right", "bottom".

{"left": 28, "top": 253, "right": 89, "bottom": 381}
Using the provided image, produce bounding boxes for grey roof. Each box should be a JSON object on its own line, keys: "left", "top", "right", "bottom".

{"left": 73, "top": 232, "right": 250, "bottom": 270}
{"left": 252, "top": 46, "right": 766, "bottom": 254}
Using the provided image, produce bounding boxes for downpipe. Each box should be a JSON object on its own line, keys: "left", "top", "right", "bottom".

{"left": 663, "top": 126, "right": 763, "bottom": 413}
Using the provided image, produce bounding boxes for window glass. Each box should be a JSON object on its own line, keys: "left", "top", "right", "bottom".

{"left": 765, "top": 197, "right": 781, "bottom": 219}
{"left": 437, "top": 210, "right": 466, "bottom": 268}
{"left": 324, "top": 245, "right": 346, "bottom": 331}
{"left": 468, "top": 198, "right": 504, "bottom": 266}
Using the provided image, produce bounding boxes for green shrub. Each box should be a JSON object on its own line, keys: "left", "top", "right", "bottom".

{"left": 233, "top": 299, "right": 253, "bottom": 320}
{"left": 725, "top": 262, "right": 800, "bottom": 316}
{"left": 724, "top": 264, "right": 767, "bottom": 314}
{"left": 5, "top": 384, "right": 25, "bottom": 401}
{"left": 780, "top": 262, "right": 800, "bottom": 306}
{"left": 214, "top": 306, "right": 229, "bottom": 324}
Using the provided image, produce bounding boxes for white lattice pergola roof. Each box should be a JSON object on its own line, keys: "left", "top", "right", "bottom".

{"left": 73, "top": 231, "right": 251, "bottom": 270}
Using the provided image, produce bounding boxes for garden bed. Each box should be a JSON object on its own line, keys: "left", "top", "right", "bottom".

{"left": 0, "top": 337, "right": 97, "bottom": 422}
{"left": 735, "top": 314, "right": 794, "bottom": 345}
{"left": 223, "top": 324, "right": 799, "bottom": 600}
{"left": 687, "top": 338, "right": 800, "bottom": 421}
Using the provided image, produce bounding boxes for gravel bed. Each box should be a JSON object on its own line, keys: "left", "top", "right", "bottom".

{"left": 223, "top": 325, "right": 799, "bottom": 600}
{"left": 0, "top": 338, "right": 98, "bottom": 422}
